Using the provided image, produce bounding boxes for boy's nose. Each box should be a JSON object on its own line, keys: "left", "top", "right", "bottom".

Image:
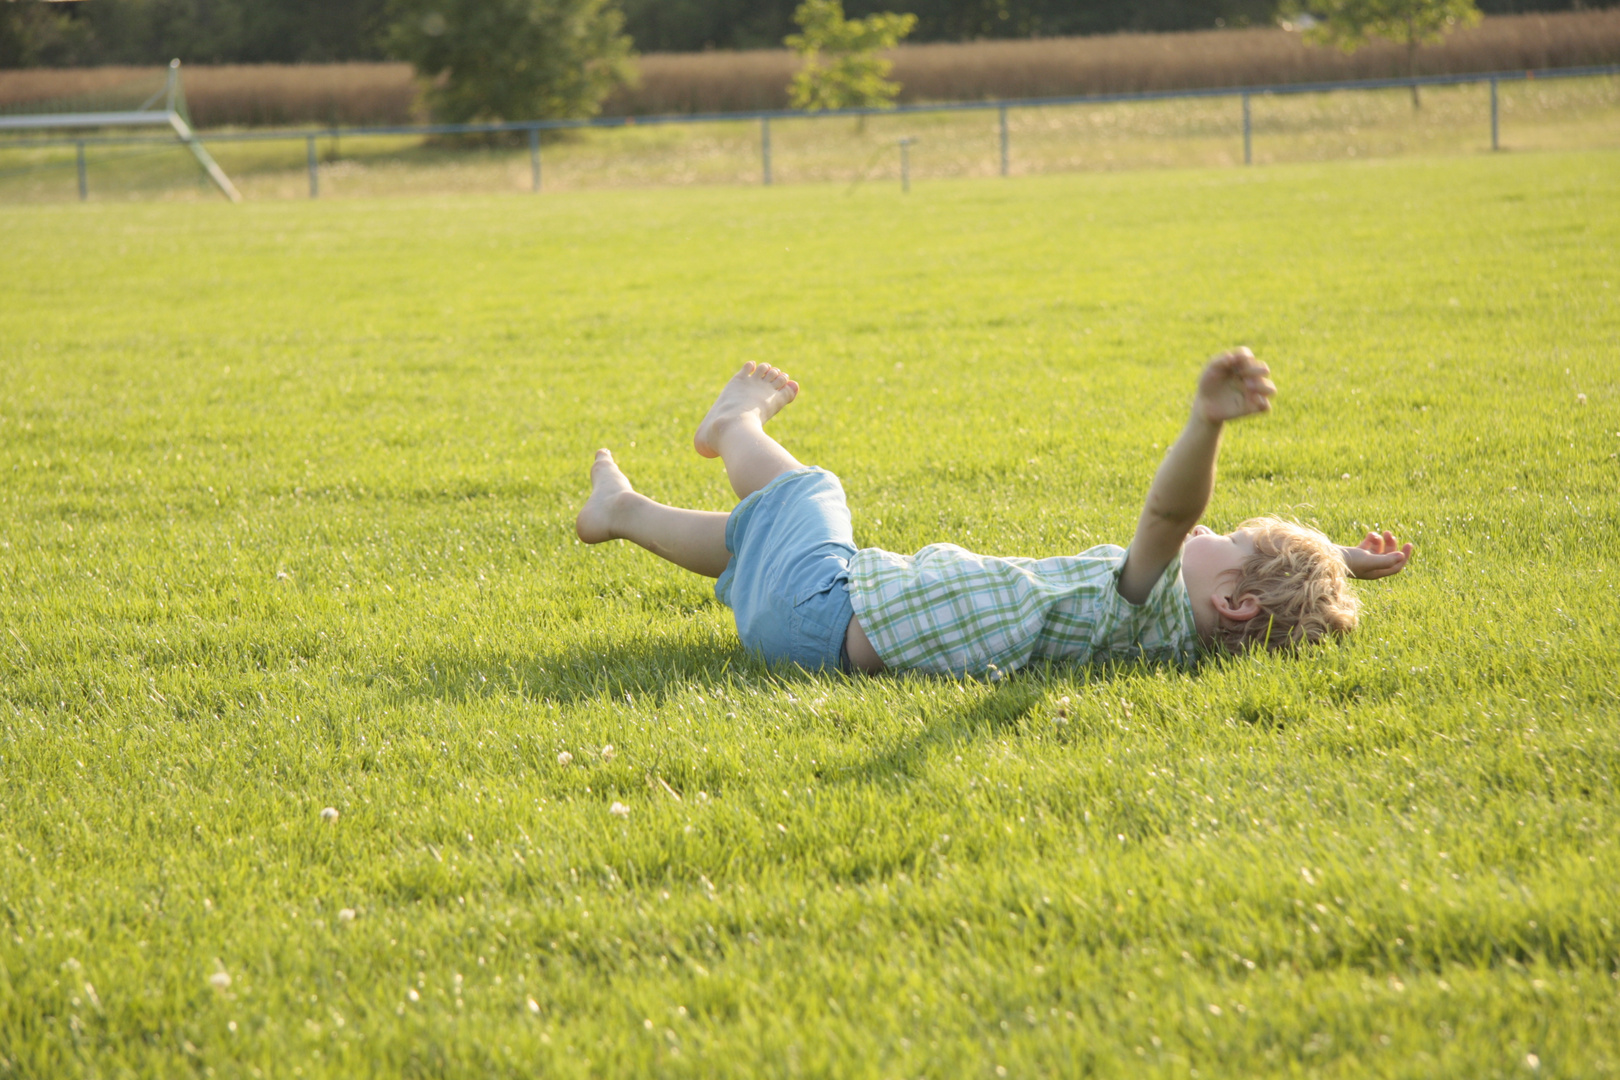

{"left": 1191, "top": 525, "right": 1213, "bottom": 537}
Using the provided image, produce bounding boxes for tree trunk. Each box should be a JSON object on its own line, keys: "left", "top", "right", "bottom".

{"left": 1407, "top": 21, "right": 1421, "bottom": 109}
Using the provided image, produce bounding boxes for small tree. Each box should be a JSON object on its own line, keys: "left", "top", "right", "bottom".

{"left": 785, "top": 0, "right": 917, "bottom": 113}
{"left": 387, "top": 0, "right": 633, "bottom": 125}
{"left": 1288, "top": 0, "right": 1481, "bottom": 108}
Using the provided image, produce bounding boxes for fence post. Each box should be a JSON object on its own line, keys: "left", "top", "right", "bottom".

{"left": 1490, "top": 77, "right": 1499, "bottom": 151}
{"left": 899, "top": 137, "right": 914, "bottom": 193}
{"left": 76, "top": 141, "right": 87, "bottom": 201}
{"left": 761, "top": 117, "right": 772, "bottom": 186}
{"left": 530, "top": 128, "right": 542, "bottom": 192}
{"left": 1242, "top": 92, "right": 1252, "bottom": 166}
{"left": 999, "top": 103, "right": 1009, "bottom": 177}
{"left": 306, "top": 135, "right": 318, "bottom": 198}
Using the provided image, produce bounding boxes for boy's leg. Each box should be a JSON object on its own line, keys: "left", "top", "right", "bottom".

{"left": 694, "top": 362, "right": 804, "bottom": 500}
{"left": 576, "top": 450, "right": 731, "bottom": 578}
{"left": 575, "top": 363, "right": 805, "bottom": 577}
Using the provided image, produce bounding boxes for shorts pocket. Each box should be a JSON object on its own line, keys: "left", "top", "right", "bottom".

{"left": 793, "top": 578, "right": 841, "bottom": 607}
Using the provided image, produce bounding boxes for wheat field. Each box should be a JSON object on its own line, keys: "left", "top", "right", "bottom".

{"left": 0, "top": 11, "right": 1616, "bottom": 127}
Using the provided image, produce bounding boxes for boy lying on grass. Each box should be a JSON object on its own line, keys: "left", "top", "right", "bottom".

{"left": 576, "top": 349, "right": 1412, "bottom": 676}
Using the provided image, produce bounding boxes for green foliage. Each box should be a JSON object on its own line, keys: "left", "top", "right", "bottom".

{"left": 786, "top": 0, "right": 917, "bottom": 111}
{"left": 0, "top": 0, "right": 393, "bottom": 67}
{"left": 1285, "top": 0, "right": 1482, "bottom": 103}
{"left": 0, "top": 1, "right": 96, "bottom": 67}
{"left": 386, "top": 0, "right": 633, "bottom": 124}
{"left": 1295, "top": 0, "right": 1483, "bottom": 52}
{"left": 1, "top": 153, "right": 1618, "bottom": 1076}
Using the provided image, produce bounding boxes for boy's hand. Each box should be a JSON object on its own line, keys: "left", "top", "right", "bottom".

{"left": 1195, "top": 348, "right": 1275, "bottom": 424}
{"left": 1340, "top": 531, "right": 1414, "bottom": 580}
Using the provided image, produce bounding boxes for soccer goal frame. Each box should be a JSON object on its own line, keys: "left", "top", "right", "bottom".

{"left": 0, "top": 60, "right": 242, "bottom": 202}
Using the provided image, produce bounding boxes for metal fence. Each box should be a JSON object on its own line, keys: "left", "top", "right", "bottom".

{"left": 3, "top": 63, "right": 1617, "bottom": 201}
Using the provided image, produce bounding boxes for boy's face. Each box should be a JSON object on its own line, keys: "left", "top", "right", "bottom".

{"left": 1182, "top": 526, "right": 1258, "bottom": 637}
{"left": 1183, "top": 525, "right": 1255, "bottom": 581}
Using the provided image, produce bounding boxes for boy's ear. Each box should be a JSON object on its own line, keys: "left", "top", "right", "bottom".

{"left": 1213, "top": 592, "right": 1262, "bottom": 622}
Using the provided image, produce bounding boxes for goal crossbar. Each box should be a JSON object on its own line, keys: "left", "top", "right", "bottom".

{"left": 0, "top": 61, "right": 242, "bottom": 202}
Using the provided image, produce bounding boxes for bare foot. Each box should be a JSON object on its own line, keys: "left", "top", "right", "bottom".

{"left": 575, "top": 449, "right": 633, "bottom": 544}
{"left": 693, "top": 362, "right": 799, "bottom": 459}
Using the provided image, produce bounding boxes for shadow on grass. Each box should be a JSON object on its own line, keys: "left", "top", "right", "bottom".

{"left": 819, "top": 656, "right": 1192, "bottom": 791}
{"left": 822, "top": 679, "right": 1049, "bottom": 791}
{"left": 383, "top": 627, "right": 834, "bottom": 709}
{"left": 388, "top": 627, "right": 1182, "bottom": 780}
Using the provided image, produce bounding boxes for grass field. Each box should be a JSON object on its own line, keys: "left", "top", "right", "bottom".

{"left": 1, "top": 150, "right": 1617, "bottom": 1077}
{"left": 2, "top": 74, "right": 1617, "bottom": 204}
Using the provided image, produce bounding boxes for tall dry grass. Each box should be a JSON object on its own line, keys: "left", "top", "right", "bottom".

{"left": 1, "top": 11, "right": 1616, "bottom": 127}
{"left": 613, "top": 10, "right": 1620, "bottom": 114}
{"left": 0, "top": 62, "right": 420, "bottom": 127}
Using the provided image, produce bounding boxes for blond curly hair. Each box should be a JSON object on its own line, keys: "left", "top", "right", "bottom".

{"left": 1212, "top": 516, "right": 1359, "bottom": 652}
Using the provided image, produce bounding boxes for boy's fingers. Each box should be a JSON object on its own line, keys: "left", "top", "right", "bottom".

{"left": 1213, "top": 348, "right": 1260, "bottom": 371}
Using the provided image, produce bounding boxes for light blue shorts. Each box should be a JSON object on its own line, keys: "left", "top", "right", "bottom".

{"left": 714, "top": 467, "right": 856, "bottom": 673}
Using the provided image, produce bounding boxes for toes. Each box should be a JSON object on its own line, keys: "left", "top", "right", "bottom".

{"left": 785, "top": 379, "right": 799, "bottom": 399}
{"left": 742, "top": 363, "right": 793, "bottom": 391}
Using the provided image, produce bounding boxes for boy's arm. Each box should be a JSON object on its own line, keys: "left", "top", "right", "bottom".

{"left": 1339, "top": 530, "right": 1414, "bottom": 579}
{"left": 1118, "top": 348, "right": 1275, "bottom": 604}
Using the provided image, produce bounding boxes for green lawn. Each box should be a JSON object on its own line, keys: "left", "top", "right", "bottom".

{"left": 1, "top": 151, "right": 1616, "bottom": 1078}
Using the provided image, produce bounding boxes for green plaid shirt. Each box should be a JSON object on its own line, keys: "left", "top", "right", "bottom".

{"left": 846, "top": 543, "right": 1199, "bottom": 677}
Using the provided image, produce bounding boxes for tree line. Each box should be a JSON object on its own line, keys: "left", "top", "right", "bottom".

{"left": 0, "top": 0, "right": 1604, "bottom": 67}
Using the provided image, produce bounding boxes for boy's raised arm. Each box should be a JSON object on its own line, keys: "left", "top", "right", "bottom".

{"left": 1118, "top": 348, "right": 1275, "bottom": 604}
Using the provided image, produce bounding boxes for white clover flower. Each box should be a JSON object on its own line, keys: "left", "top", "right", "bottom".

{"left": 610, "top": 802, "right": 630, "bottom": 818}
{"left": 407, "top": 988, "right": 420, "bottom": 1002}
{"left": 557, "top": 751, "right": 574, "bottom": 766}
{"left": 601, "top": 744, "right": 616, "bottom": 762}
{"left": 338, "top": 908, "right": 356, "bottom": 922}
{"left": 527, "top": 998, "right": 541, "bottom": 1014}
{"left": 209, "top": 971, "right": 232, "bottom": 990}
{"left": 320, "top": 807, "right": 340, "bottom": 823}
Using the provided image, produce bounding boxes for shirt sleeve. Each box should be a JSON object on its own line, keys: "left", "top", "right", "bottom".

{"left": 1095, "top": 550, "right": 1200, "bottom": 666}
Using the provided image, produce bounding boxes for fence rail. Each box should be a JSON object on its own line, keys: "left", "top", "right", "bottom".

{"left": 4, "top": 63, "right": 1617, "bottom": 201}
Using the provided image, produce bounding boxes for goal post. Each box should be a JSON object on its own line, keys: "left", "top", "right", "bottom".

{"left": 0, "top": 60, "right": 242, "bottom": 202}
